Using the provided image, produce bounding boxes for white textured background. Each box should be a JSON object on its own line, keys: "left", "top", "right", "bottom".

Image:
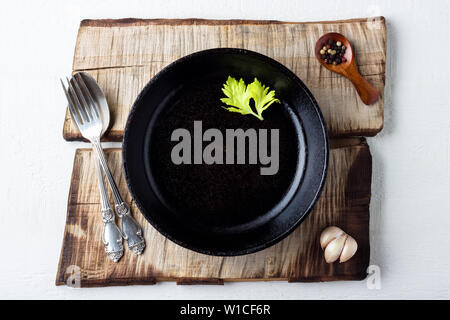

{"left": 0, "top": 0, "right": 449, "bottom": 299}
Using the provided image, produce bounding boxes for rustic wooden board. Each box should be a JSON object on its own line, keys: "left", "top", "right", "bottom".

{"left": 56, "top": 138, "right": 371, "bottom": 286}
{"left": 63, "top": 17, "right": 386, "bottom": 141}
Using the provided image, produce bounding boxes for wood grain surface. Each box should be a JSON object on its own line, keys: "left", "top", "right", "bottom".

{"left": 62, "top": 17, "right": 386, "bottom": 141}
{"left": 56, "top": 138, "right": 371, "bottom": 286}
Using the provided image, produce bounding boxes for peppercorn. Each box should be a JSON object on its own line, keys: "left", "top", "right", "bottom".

{"left": 318, "top": 37, "right": 349, "bottom": 66}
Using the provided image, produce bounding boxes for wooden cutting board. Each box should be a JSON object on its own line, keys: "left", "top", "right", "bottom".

{"left": 57, "top": 17, "right": 384, "bottom": 286}
{"left": 56, "top": 138, "right": 371, "bottom": 286}
{"left": 62, "top": 17, "right": 386, "bottom": 141}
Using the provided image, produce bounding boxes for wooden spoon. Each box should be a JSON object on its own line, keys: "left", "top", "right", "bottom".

{"left": 315, "top": 32, "right": 379, "bottom": 105}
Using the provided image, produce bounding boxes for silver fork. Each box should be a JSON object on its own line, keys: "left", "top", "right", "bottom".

{"left": 61, "top": 74, "right": 146, "bottom": 255}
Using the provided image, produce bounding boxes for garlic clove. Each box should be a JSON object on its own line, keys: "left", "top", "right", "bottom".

{"left": 320, "top": 226, "right": 344, "bottom": 250}
{"left": 340, "top": 235, "right": 358, "bottom": 263}
{"left": 324, "top": 234, "right": 347, "bottom": 263}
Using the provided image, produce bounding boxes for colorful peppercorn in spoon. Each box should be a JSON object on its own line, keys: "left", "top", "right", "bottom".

{"left": 315, "top": 32, "right": 380, "bottom": 105}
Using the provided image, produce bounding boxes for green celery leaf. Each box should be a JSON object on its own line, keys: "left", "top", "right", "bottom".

{"left": 220, "top": 76, "right": 280, "bottom": 120}
{"left": 247, "top": 78, "right": 280, "bottom": 120}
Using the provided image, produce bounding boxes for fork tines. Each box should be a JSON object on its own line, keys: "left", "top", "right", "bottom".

{"left": 60, "top": 73, "right": 100, "bottom": 127}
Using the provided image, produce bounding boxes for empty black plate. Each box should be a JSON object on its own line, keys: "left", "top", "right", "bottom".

{"left": 123, "top": 48, "right": 328, "bottom": 256}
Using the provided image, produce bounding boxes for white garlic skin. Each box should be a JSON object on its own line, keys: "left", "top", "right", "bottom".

{"left": 340, "top": 235, "right": 358, "bottom": 263}
{"left": 320, "top": 226, "right": 358, "bottom": 263}
{"left": 320, "top": 226, "right": 345, "bottom": 249}
{"left": 324, "top": 234, "right": 347, "bottom": 263}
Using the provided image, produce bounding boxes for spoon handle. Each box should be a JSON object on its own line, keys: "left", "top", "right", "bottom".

{"left": 91, "top": 138, "right": 146, "bottom": 255}
{"left": 344, "top": 66, "right": 380, "bottom": 105}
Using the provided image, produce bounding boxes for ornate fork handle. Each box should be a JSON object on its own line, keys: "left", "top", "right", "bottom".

{"left": 92, "top": 138, "right": 146, "bottom": 255}
{"left": 95, "top": 160, "right": 123, "bottom": 262}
